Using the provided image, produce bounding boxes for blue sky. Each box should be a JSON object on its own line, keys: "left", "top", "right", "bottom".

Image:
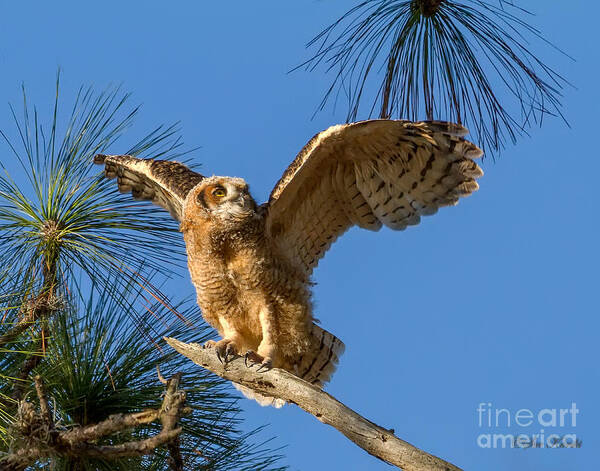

{"left": 0, "top": 1, "right": 596, "bottom": 470}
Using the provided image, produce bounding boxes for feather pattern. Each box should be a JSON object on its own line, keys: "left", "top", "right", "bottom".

{"left": 266, "top": 120, "right": 483, "bottom": 275}
{"left": 298, "top": 324, "right": 345, "bottom": 387}
{"left": 93, "top": 154, "right": 204, "bottom": 221}
{"left": 231, "top": 323, "right": 344, "bottom": 408}
{"left": 94, "top": 119, "right": 483, "bottom": 408}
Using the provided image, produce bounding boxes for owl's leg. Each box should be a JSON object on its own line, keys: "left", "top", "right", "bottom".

{"left": 245, "top": 306, "right": 275, "bottom": 372}
{"left": 204, "top": 318, "right": 243, "bottom": 363}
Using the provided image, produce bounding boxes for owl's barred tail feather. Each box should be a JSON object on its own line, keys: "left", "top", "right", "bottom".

{"left": 233, "top": 324, "right": 344, "bottom": 408}
{"left": 297, "top": 324, "right": 345, "bottom": 387}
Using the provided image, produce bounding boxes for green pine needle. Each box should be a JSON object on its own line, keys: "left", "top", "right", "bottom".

{"left": 0, "top": 74, "right": 285, "bottom": 470}
{"left": 1, "top": 274, "right": 285, "bottom": 470}
{"left": 300, "top": 0, "right": 571, "bottom": 156}
{"left": 0, "top": 73, "right": 189, "bottom": 300}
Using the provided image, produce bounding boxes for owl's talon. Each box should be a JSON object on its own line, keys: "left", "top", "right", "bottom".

{"left": 244, "top": 350, "right": 264, "bottom": 368}
{"left": 224, "top": 343, "right": 238, "bottom": 363}
{"left": 214, "top": 339, "right": 239, "bottom": 364}
{"left": 244, "top": 350, "right": 272, "bottom": 372}
{"left": 255, "top": 358, "right": 272, "bottom": 373}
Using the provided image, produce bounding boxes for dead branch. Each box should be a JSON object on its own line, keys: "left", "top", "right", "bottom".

{"left": 59, "top": 410, "right": 160, "bottom": 445}
{"left": 33, "top": 376, "right": 52, "bottom": 426}
{"left": 63, "top": 428, "right": 183, "bottom": 458}
{"left": 0, "top": 374, "right": 189, "bottom": 470}
{"left": 160, "top": 374, "right": 185, "bottom": 471}
{"left": 165, "top": 337, "right": 462, "bottom": 471}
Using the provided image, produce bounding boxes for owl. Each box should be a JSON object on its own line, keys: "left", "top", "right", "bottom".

{"left": 95, "top": 120, "right": 483, "bottom": 406}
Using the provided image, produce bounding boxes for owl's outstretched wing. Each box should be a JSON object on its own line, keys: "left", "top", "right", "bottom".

{"left": 94, "top": 154, "right": 205, "bottom": 221}
{"left": 265, "top": 120, "right": 483, "bottom": 276}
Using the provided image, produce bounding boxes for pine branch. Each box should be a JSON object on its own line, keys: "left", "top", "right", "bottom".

{"left": 160, "top": 373, "right": 185, "bottom": 471}
{"left": 3, "top": 283, "right": 59, "bottom": 402}
{"left": 0, "top": 294, "right": 55, "bottom": 349}
{"left": 0, "top": 374, "right": 189, "bottom": 470}
{"left": 0, "top": 321, "right": 33, "bottom": 350}
{"left": 5, "top": 264, "right": 58, "bottom": 417}
{"left": 300, "top": 0, "right": 571, "bottom": 155}
{"left": 165, "top": 337, "right": 462, "bottom": 471}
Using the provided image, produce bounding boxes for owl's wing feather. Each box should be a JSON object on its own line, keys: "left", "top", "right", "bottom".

{"left": 266, "top": 120, "right": 483, "bottom": 275}
{"left": 94, "top": 154, "right": 205, "bottom": 221}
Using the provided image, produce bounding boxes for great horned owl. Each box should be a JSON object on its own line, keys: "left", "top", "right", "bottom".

{"left": 95, "top": 120, "right": 483, "bottom": 406}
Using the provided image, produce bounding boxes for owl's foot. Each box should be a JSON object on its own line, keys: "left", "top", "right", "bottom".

{"left": 244, "top": 350, "right": 272, "bottom": 372}
{"left": 204, "top": 339, "right": 240, "bottom": 364}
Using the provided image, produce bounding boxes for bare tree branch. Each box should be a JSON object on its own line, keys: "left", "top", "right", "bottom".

{"left": 160, "top": 373, "right": 185, "bottom": 471}
{"left": 2, "top": 428, "right": 183, "bottom": 471}
{"left": 1, "top": 374, "right": 189, "bottom": 470}
{"left": 33, "top": 375, "right": 52, "bottom": 427}
{"left": 64, "top": 428, "right": 183, "bottom": 458}
{"left": 59, "top": 410, "right": 160, "bottom": 445}
{"left": 165, "top": 337, "right": 462, "bottom": 471}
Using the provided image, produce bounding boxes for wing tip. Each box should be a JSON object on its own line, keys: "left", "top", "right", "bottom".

{"left": 93, "top": 153, "right": 107, "bottom": 164}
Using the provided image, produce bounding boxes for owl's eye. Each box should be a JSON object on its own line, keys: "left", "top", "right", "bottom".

{"left": 212, "top": 187, "right": 226, "bottom": 198}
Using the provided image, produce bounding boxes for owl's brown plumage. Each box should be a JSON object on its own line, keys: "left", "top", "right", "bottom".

{"left": 95, "top": 119, "right": 483, "bottom": 407}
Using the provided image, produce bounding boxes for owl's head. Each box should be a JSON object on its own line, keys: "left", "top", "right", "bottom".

{"left": 186, "top": 176, "right": 257, "bottom": 224}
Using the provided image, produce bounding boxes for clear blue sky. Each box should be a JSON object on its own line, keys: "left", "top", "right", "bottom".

{"left": 0, "top": 1, "right": 596, "bottom": 470}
